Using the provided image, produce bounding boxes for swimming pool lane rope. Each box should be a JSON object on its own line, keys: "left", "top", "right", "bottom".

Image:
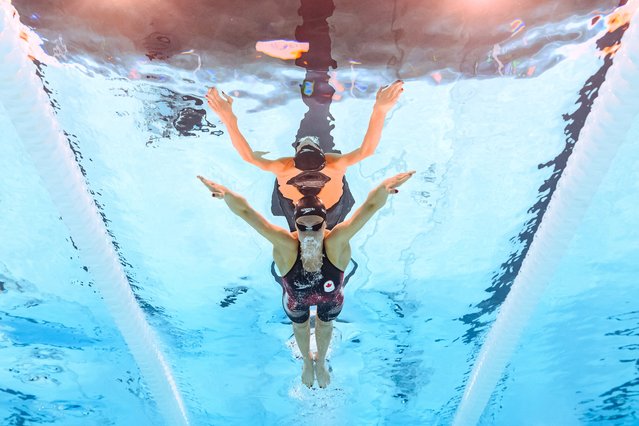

{"left": 0, "top": 2, "right": 190, "bottom": 425}
{"left": 453, "top": 2, "right": 639, "bottom": 425}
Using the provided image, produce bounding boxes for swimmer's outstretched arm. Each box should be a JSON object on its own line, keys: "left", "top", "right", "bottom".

{"left": 329, "top": 171, "right": 415, "bottom": 243}
{"left": 206, "top": 87, "right": 287, "bottom": 174}
{"left": 331, "top": 80, "right": 404, "bottom": 168}
{"left": 196, "top": 175, "right": 292, "bottom": 245}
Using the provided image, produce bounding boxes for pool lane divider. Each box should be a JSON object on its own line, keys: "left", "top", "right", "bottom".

{"left": 0, "top": 2, "right": 190, "bottom": 425}
{"left": 453, "top": 1, "right": 639, "bottom": 425}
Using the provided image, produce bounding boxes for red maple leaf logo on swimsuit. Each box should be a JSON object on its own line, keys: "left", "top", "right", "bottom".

{"left": 323, "top": 280, "right": 335, "bottom": 293}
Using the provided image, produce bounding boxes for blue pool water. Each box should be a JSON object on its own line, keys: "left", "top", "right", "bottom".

{"left": 1, "top": 1, "right": 638, "bottom": 424}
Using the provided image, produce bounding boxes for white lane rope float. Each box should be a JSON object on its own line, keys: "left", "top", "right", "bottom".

{"left": 0, "top": 2, "right": 190, "bottom": 424}
{"left": 453, "top": 2, "right": 639, "bottom": 425}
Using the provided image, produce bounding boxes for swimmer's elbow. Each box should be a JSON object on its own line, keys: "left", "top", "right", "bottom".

{"left": 241, "top": 152, "right": 260, "bottom": 165}
{"left": 242, "top": 153, "right": 269, "bottom": 171}
{"left": 350, "top": 148, "right": 372, "bottom": 162}
{"left": 339, "top": 148, "right": 372, "bottom": 167}
{"left": 359, "top": 149, "right": 375, "bottom": 161}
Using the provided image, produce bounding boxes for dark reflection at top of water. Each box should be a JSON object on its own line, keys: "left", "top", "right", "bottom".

{"left": 11, "top": 0, "right": 621, "bottom": 84}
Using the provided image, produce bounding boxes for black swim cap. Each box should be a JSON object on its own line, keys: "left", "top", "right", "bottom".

{"left": 286, "top": 171, "right": 331, "bottom": 197}
{"left": 294, "top": 196, "right": 327, "bottom": 231}
{"left": 294, "top": 138, "right": 325, "bottom": 171}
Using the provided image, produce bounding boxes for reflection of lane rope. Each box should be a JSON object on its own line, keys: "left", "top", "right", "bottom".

{"left": 453, "top": 2, "right": 639, "bottom": 424}
{"left": 0, "top": 4, "right": 190, "bottom": 425}
{"left": 179, "top": 49, "right": 202, "bottom": 75}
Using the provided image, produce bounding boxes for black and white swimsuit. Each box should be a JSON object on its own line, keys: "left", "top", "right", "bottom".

{"left": 280, "top": 246, "right": 345, "bottom": 323}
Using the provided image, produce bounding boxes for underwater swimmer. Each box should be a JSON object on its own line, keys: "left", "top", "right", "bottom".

{"left": 197, "top": 170, "right": 415, "bottom": 389}
{"left": 205, "top": 81, "right": 404, "bottom": 229}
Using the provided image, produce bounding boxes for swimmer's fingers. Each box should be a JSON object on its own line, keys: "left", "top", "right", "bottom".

{"left": 206, "top": 87, "right": 233, "bottom": 106}
{"left": 196, "top": 175, "right": 226, "bottom": 199}
{"left": 221, "top": 91, "right": 234, "bottom": 105}
{"left": 196, "top": 175, "right": 214, "bottom": 189}
{"left": 375, "top": 80, "right": 404, "bottom": 108}
{"left": 206, "top": 87, "right": 223, "bottom": 103}
{"left": 387, "top": 80, "right": 404, "bottom": 99}
{"left": 205, "top": 88, "right": 224, "bottom": 110}
{"left": 397, "top": 170, "right": 415, "bottom": 184}
{"left": 385, "top": 170, "right": 415, "bottom": 193}
{"left": 379, "top": 79, "right": 401, "bottom": 90}
{"left": 206, "top": 88, "right": 236, "bottom": 123}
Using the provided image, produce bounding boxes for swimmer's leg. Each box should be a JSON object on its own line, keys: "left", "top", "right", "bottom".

{"left": 292, "top": 319, "right": 315, "bottom": 388}
{"left": 314, "top": 317, "right": 333, "bottom": 388}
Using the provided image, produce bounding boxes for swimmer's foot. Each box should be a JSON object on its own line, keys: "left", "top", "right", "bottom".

{"left": 314, "top": 354, "right": 331, "bottom": 389}
{"left": 301, "top": 357, "right": 315, "bottom": 388}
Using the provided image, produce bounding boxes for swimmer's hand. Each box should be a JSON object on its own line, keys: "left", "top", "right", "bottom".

{"left": 197, "top": 175, "right": 228, "bottom": 199}
{"left": 374, "top": 80, "right": 404, "bottom": 114}
{"left": 206, "top": 87, "right": 236, "bottom": 124}
{"left": 382, "top": 170, "right": 415, "bottom": 194}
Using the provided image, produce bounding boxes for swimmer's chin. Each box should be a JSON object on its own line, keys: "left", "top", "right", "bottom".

{"left": 297, "top": 232, "right": 325, "bottom": 244}
{"left": 299, "top": 234, "right": 323, "bottom": 247}
{"left": 298, "top": 231, "right": 322, "bottom": 237}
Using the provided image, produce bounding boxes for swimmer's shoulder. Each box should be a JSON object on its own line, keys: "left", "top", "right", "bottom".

{"left": 324, "top": 229, "right": 350, "bottom": 270}
{"left": 324, "top": 153, "right": 348, "bottom": 171}
{"left": 273, "top": 231, "right": 299, "bottom": 271}
{"left": 324, "top": 153, "right": 341, "bottom": 163}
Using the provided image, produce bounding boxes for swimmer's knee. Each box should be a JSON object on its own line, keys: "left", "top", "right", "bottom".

{"left": 292, "top": 318, "right": 310, "bottom": 328}
{"left": 315, "top": 316, "right": 333, "bottom": 327}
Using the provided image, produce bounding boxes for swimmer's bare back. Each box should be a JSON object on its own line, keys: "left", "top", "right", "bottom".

{"left": 273, "top": 154, "right": 348, "bottom": 208}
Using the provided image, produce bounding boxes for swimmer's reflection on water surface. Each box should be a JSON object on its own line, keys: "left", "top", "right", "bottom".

{"left": 205, "top": 80, "right": 404, "bottom": 229}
